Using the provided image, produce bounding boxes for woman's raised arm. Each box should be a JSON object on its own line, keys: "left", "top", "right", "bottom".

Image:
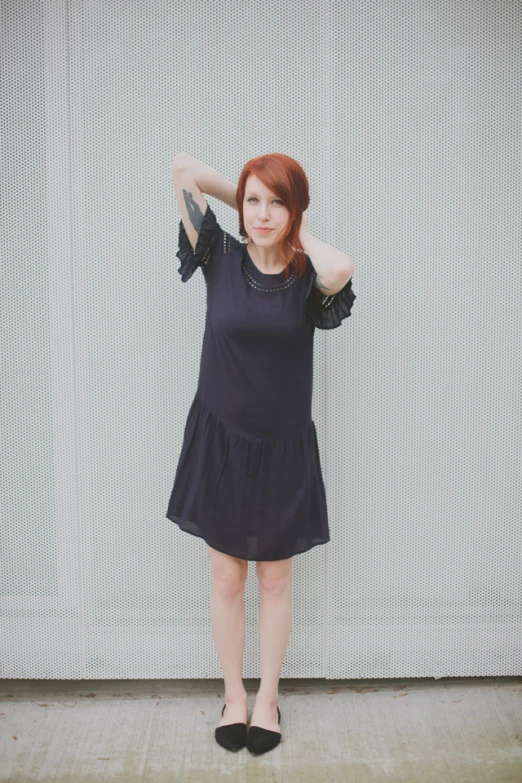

{"left": 172, "top": 153, "right": 238, "bottom": 211}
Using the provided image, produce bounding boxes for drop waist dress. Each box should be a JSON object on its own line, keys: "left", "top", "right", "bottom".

{"left": 166, "top": 204, "right": 356, "bottom": 561}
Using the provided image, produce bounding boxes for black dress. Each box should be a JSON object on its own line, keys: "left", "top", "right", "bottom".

{"left": 166, "top": 205, "right": 356, "bottom": 561}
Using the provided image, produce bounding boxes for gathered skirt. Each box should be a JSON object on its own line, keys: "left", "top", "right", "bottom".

{"left": 166, "top": 392, "right": 330, "bottom": 561}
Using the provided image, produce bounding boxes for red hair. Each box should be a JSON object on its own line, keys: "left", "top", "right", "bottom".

{"left": 236, "top": 153, "right": 310, "bottom": 280}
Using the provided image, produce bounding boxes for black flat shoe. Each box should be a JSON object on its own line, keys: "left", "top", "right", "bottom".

{"left": 214, "top": 703, "right": 248, "bottom": 752}
{"left": 246, "top": 706, "right": 282, "bottom": 755}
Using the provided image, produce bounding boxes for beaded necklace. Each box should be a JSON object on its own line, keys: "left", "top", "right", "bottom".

{"left": 241, "top": 245, "right": 297, "bottom": 293}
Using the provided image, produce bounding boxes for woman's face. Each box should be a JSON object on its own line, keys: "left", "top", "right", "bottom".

{"left": 243, "top": 174, "right": 290, "bottom": 247}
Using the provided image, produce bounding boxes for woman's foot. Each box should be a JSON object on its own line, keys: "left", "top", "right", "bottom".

{"left": 247, "top": 701, "right": 282, "bottom": 754}
{"left": 249, "top": 699, "right": 281, "bottom": 734}
{"left": 216, "top": 696, "right": 248, "bottom": 728}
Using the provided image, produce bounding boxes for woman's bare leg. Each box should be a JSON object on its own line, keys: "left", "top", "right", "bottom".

{"left": 251, "top": 556, "right": 293, "bottom": 732}
{"left": 207, "top": 545, "right": 249, "bottom": 727}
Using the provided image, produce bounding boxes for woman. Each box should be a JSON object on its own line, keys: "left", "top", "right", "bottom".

{"left": 166, "top": 152, "right": 356, "bottom": 754}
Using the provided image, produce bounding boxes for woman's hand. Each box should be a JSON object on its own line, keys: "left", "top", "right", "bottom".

{"left": 289, "top": 211, "right": 312, "bottom": 253}
{"left": 299, "top": 211, "right": 311, "bottom": 245}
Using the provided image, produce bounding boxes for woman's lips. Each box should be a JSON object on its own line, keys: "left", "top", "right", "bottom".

{"left": 255, "top": 228, "right": 273, "bottom": 232}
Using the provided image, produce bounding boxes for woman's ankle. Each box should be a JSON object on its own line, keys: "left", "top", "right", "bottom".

{"left": 224, "top": 688, "right": 248, "bottom": 703}
{"left": 254, "top": 692, "right": 279, "bottom": 706}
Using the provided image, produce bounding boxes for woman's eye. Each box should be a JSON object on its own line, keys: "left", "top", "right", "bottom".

{"left": 247, "top": 198, "right": 283, "bottom": 205}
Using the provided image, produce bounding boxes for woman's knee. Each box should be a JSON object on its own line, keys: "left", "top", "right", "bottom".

{"left": 207, "top": 545, "right": 248, "bottom": 597}
{"left": 256, "top": 557, "right": 293, "bottom": 595}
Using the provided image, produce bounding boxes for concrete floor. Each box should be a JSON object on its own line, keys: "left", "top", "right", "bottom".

{"left": 0, "top": 677, "right": 521, "bottom": 782}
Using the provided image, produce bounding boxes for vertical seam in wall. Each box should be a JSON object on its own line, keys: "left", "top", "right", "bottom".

{"left": 319, "top": 0, "right": 332, "bottom": 680}
{"left": 65, "top": 0, "right": 87, "bottom": 676}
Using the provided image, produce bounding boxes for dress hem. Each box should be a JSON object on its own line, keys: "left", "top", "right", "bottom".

{"left": 165, "top": 514, "right": 330, "bottom": 562}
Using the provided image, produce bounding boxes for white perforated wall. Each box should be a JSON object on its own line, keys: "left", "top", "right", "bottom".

{"left": 1, "top": 0, "right": 521, "bottom": 680}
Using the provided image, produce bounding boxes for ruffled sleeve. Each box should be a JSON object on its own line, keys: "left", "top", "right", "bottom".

{"left": 304, "top": 267, "right": 356, "bottom": 330}
{"left": 176, "top": 204, "right": 221, "bottom": 282}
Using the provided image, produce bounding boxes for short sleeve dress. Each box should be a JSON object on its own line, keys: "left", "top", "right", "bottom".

{"left": 166, "top": 204, "right": 356, "bottom": 561}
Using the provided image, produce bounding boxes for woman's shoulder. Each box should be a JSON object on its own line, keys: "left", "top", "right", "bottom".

{"left": 221, "top": 229, "right": 244, "bottom": 256}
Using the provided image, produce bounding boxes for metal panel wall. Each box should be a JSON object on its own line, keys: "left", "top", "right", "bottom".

{"left": 1, "top": 0, "right": 520, "bottom": 679}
